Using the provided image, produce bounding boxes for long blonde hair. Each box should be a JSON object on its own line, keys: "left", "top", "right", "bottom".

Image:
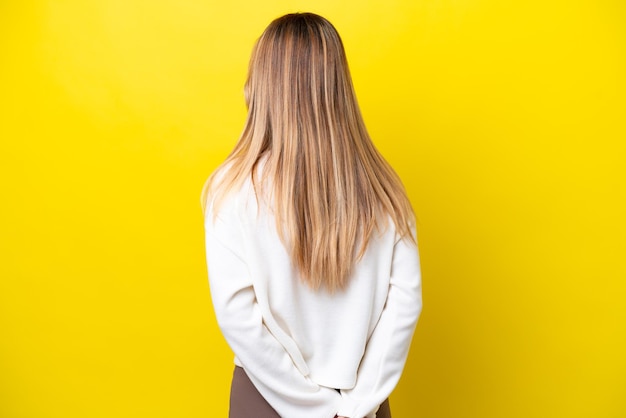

{"left": 202, "top": 12, "right": 415, "bottom": 292}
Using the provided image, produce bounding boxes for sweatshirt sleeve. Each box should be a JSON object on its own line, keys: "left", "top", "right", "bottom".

{"left": 204, "top": 198, "right": 342, "bottom": 418}
{"left": 336, "top": 230, "right": 422, "bottom": 418}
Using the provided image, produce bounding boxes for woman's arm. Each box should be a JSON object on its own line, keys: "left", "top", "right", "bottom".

{"left": 205, "top": 200, "right": 342, "bottom": 418}
{"left": 336, "top": 232, "right": 422, "bottom": 418}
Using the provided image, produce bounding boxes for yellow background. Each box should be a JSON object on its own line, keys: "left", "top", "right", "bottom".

{"left": 1, "top": 1, "right": 624, "bottom": 417}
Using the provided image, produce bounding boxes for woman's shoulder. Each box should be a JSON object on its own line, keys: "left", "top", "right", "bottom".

{"left": 205, "top": 164, "right": 260, "bottom": 220}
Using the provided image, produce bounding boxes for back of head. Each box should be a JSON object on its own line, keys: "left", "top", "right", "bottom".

{"left": 204, "top": 12, "right": 415, "bottom": 292}
{"left": 244, "top": 13, "right": 357, "bottom": 144}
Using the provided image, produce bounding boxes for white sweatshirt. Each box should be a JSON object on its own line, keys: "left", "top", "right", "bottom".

{"left": 204, "top": 176, "right": 422, "bottom": 418}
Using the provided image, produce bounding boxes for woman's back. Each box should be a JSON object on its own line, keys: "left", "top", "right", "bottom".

{"left": 202, "top": 12, "right": 422, "bottom": 418}
{"left": 205, "top": 167, "right": 421, "bottom": 418}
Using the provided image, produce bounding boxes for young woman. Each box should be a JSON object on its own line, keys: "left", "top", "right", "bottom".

{"left": 202, "top": 12, "right": 422, "bottom": 418}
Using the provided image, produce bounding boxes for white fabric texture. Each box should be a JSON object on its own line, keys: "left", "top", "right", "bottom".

{"left": 204, "top": 176, "right": 422, "bottom": 418}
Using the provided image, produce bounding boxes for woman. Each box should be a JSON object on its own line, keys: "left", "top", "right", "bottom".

{"left": 202, "top": 12, "right": 422, "bottom": 418}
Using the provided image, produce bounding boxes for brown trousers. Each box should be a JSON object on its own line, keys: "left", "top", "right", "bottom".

{"left": 229, "top": 366, "right": 391, "bottom": 418}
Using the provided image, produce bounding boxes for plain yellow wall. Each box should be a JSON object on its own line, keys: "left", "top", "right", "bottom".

{"left": 1, "top": 1, "right": 624, "bottom": 417}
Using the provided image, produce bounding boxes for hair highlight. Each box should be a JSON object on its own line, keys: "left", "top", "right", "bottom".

{"left": 202, "top": 13, "right": 415, "bottom": 292}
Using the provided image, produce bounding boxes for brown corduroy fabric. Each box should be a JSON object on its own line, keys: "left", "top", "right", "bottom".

{"left": 229, "top": 367, "right": 391, "bottom": 418}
